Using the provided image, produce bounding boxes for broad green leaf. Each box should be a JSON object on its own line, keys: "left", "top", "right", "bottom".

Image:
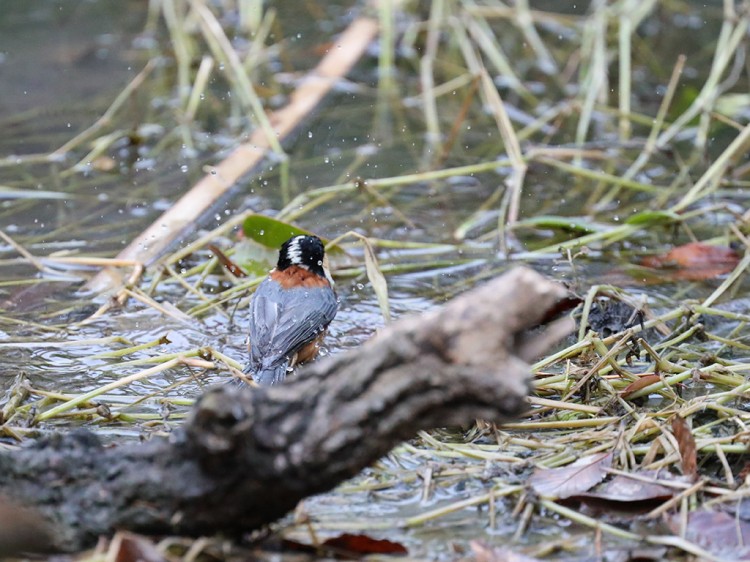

{"left": 231, "top": 239, "right": 277, "bottom": 278}
{"left": 241, "top": 214, "right": 312, "bottom": 249}
{"left": 241, "top": 214, "right": 344, "bottom": 256}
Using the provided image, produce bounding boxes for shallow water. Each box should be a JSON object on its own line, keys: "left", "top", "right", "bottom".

{"left": 1, "top": 0, "right": 749, "bottom": 559}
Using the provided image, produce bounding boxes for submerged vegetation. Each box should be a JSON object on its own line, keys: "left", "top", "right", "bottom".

{"left": 1, "top": 0, "right": 750, "bottom": 559}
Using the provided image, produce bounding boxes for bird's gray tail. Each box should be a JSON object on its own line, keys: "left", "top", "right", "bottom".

{"left": 242, "top": 361, "right": 289, "bottom": 386}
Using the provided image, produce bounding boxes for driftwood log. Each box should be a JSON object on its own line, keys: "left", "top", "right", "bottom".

{"left": 0, "top": 267, "right": 571, "bottom": 553}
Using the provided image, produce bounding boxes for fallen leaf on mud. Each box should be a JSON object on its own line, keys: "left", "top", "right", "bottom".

{"left": 671, "top": 416, "right": 698, "bottom": 479}
{"left": 529, "top": 452, "right": 612, "bottom": 499}
{"left": 282, "top": 534, "right": 407, "bottom": 558}
{"left": 322, "top": 533, "right": 407, "bottom": 556}
{"left": 640, "top": 242, "right": 740, "bottom": 281}
{"left": 572, "top": 472, "right": 676, "bottom": 511}
{"left": 621, "top": 374, "right": 661, "bottom": 398}
{"left": 470, "top": 541, "right": 542, "bottom": 562}
{"left": 641, "top": 241, "right": 740, "bottom": 268}
{"left": 667, "top": 510, "right": 750, "bottom": 560}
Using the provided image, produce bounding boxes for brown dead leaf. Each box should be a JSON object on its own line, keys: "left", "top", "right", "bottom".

{"left": 667, "top": 510, "right": 750, "bottom": 560}
{"left": 621, "top": 374, "right": 661, "bottom": 398}
{"left": 640, "top": 242, "right": 740, "bottom": 281}
{"left": 322, "top": 533, "right": 407, "bottom": 556}
{"left": 573, "top": 472, "right": 676, "bottom": 512}
{"left": 282, "top": 533, "right": 407, "bottom": 559}
{"left": 470, "top": 541, "right": 542, "bottom": 562}
{"left": 671, "top": 416, "right": 697, "bottom": 479}
{"left": 528, "top": 452, "right": 612, "bottom": 499}
{"left": 208, "top": 244, "right": 247, "bottom": 278}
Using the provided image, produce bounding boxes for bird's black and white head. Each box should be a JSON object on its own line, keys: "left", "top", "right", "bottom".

{"left": 277, "top": 235, "right": 332, "bottom": 282}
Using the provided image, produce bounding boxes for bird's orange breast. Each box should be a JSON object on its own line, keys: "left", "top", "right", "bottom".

{"left": 270, "top": 265, "right": 331, "bottom": 289}
{"left": 292, "top": 332, "right": 327, "bottom": 365}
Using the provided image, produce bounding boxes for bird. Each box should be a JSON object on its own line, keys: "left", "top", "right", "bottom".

{"left": 244, "top": 234, "right": 338, "bottom": 385}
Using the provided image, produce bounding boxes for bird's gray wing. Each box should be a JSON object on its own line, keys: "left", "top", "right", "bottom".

{"left": 249, "top": 280, "right": 337, "bottom": 370}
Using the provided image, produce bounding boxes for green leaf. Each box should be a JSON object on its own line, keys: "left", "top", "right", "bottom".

{"left": 241, "top": 214, "right": 344, "bottom": 256}
{"left": 231, "top": 239, "right": 277, "bottom": 277}
{"left": 515, "top": 215, "right": 605, "bottom": 234}
{"left": 668, "top": 84, "right": 700, "bottom": 123}
{"left": 625, "top": 210, "right": 681, "bottom": 226}
{"left": 241, "top": 214, "right": 312, "bottom": 249}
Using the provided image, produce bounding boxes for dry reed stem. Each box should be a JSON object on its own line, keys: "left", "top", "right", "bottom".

{"left": 85, "top": 17, "right": 379, "bottom": 295}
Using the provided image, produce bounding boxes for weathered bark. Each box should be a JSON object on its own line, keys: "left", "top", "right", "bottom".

{"left": 0, "top": 267, "right": 571, "bottom": 552}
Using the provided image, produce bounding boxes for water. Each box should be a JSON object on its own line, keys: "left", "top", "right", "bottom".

{"left": 0, "top": 1, "right": 748, "bottom": 559}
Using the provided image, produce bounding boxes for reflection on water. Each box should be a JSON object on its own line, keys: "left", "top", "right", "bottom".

{"left": 0, "top": 1, "right": 143, "bottom": 149}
